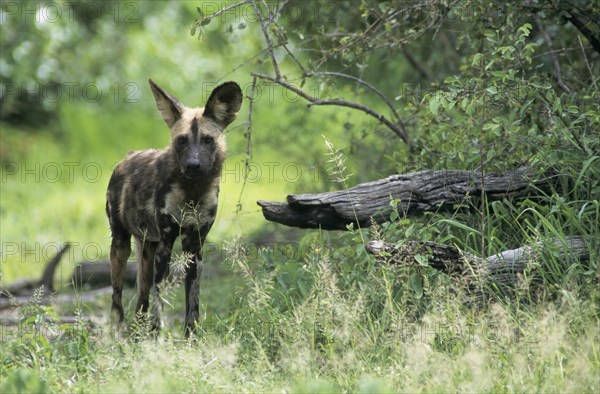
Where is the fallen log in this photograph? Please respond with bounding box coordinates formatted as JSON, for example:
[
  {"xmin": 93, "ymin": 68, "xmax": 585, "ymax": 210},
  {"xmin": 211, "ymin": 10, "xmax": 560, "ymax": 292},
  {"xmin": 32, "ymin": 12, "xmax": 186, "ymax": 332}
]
[
  {"xmin": 72, "ymin": 261, "xmax": 137, "ymax": 289},
  {"xmin": 257, "ymin": 167, "xmax": 550, "ymax": 230},
  {"xmin": 1, "ymin": 243, "xmax": 70, "ymax": 297},
  {"xmin": 1, "ymin": 244, "xmax": 136, "ymax": 310},
  {"xmin": 0, "ymin": 315, "xmax": 97, "ymax": 325},
  {"xmin": 366, "ymin": 236, "xmax": 591, "ymax": 301},
  {"xmin": 0, "ymin": 287, "xmax": 113, "ymax": 310}
]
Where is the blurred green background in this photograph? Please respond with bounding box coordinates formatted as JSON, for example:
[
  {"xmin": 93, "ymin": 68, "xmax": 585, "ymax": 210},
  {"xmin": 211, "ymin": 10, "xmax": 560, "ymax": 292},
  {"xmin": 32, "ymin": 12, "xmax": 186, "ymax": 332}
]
[
  {"xmin": 0, "ymin": 1, "xmax": 397, "ymax": 283},
  {"xmin": 1, "ymin": 0, "xmax": 598, "ymax": 285}
]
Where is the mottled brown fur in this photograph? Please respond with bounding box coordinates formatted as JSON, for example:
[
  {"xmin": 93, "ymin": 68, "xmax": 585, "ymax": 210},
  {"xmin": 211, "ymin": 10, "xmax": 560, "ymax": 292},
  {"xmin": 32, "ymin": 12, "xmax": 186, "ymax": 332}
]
[{"xmin": 106, "ymin": 79, "xmax": 242, "ymax": 336}]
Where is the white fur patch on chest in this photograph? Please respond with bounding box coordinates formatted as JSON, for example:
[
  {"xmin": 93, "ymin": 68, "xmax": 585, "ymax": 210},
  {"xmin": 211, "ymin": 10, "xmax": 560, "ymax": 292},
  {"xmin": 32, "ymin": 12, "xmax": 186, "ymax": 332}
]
[{"xmin": 160, "ymin": 184, "xmax": 217, "ymax": 228}]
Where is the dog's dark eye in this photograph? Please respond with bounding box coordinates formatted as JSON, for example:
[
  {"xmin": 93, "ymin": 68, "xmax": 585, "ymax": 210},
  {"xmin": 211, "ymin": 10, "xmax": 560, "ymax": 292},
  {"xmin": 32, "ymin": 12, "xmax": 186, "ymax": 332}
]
[
  {"xmin": 201, "ymin": 135, "xmax": 214, "ymax": 144},
  {"xmin": 176, "ymin": 136, "xmax": 188, "ymax": 146}
]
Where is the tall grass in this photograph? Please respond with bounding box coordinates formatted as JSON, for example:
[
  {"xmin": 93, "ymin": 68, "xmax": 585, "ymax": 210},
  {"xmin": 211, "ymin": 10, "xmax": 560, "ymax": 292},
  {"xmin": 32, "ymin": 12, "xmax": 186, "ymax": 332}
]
[{"xmin": 1, "ymin": 226, "xmax": 598, "ymax": 392}]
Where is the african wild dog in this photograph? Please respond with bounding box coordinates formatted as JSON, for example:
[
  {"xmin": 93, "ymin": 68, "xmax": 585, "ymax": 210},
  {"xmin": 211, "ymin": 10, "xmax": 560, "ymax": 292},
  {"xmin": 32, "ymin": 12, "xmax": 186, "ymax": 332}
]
[{"xmin": 106, "ymin": 79, "xmax": 242, "ymax": 336}]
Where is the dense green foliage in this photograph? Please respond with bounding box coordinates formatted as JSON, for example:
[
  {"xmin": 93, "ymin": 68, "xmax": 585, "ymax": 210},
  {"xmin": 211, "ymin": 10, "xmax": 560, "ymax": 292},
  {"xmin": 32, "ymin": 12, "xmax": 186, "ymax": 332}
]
[{"xmin": 1, "ymin": 0, "xmax": 598, "ymax": 392}]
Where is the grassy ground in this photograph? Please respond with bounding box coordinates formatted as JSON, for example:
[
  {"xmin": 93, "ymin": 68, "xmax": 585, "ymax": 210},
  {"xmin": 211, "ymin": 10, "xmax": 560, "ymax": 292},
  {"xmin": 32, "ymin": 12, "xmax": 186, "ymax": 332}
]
[{"xmin": 1, "ymin": 237, "xmax": 598, "ymax": 393}]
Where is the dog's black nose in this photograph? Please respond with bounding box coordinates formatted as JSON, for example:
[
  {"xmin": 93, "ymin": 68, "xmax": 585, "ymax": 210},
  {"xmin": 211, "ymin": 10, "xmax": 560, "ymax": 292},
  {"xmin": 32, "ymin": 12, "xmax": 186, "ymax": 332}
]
[{"xmin": 186, "ymin": 160, "xmax": 201, "ymax": 170}]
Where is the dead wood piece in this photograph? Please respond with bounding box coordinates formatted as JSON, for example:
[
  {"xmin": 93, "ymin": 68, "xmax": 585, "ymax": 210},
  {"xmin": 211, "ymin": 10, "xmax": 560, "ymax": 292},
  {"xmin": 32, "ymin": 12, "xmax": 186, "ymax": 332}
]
[
  {"xmin": 0, "ymin": 286, "xmax": 112, "ymax": 310},
  {"xmin": 1, "ymin": 243, "xmax": 70, "ymax": 297},
  {"xmin": 258, "ymin": 167, "xmax": 550, "ymax": 230},
  {"xmin": 71, "ymin": 261, "xmax": 137, "ymax": 289},
  {"xmin": 366, "ymin": 240, "xmax": 484, "ymax": 275},
  {"xmin": 366, "ymin": 236, "xmax": 590, "ymax": 301},
  {"xmin": 0, "ymin": 315, "xmax": 97, "ymax": 326}
]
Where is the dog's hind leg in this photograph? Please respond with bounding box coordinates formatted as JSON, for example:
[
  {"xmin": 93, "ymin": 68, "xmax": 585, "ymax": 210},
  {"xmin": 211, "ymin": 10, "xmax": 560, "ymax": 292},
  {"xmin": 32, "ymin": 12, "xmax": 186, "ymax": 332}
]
[{"xmin": 109, "ymin": 228, "xmax": 131, "ymax": 327}]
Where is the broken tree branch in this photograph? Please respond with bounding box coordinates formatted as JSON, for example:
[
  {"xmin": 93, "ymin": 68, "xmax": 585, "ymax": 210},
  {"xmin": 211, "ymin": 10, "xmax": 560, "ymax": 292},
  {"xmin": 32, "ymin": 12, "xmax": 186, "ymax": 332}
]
[
  {"xmin": 366, "ymin": 236, "xmax": 591, "ymax": 302},
  {"xmin": 0, "ymin": 287, "xmax": 113, "ymax": 310},
  {"xmin": 71, "ymin": 261, "xmax": 137, "ymax": 289},
  {"xmin": 257, "ymin": 167, "xmax": 550, "ymax": 230},
  {"xmin": 1, "ymin": 243, "xmax": 70, "ymax": 297}
]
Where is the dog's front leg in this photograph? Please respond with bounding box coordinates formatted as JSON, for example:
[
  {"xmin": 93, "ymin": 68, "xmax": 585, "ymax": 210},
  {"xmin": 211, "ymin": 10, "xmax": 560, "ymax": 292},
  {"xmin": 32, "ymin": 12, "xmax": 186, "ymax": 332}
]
[
  {"xmin": 151, "ymin": 232, "xmax": 176, "ymax": 332},
  {"xmin": 181, "ymin": 229, "xmax": 204, "ymax": 338}
]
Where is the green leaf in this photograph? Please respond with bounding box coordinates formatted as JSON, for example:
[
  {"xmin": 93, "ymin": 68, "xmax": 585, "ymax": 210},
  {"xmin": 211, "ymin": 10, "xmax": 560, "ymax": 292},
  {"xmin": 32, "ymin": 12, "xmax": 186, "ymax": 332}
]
[
  {"xmin": 552, "ymin": 97, "xmax": 562, "ymax": 114},
  {"xmin": 517, "ymin": 23, "xmax": 532, "ymax": 38},
  {"xmin": 414, "ymin": 254, "xmax": 428, "ymax": 266},
  {"xmin": 409, "ymin": 271, "xmax": 423, "ymax": 299},
  {"xmin": 429, "ymin": 98, "xmax": 440, "ymax": 116},
  {"xmin": 483, "ymin": 122, "xmax": 500, "ymax": 131},
  {"xmin": 385, "ymin": 20, "xmax": 392, "ymax": 33},
  {"xmin": 460, "ymin": 98, "xmax": 469, "ymax": 110},
  {"xmin": 438, "ymin": 219, "xmax": 482, "ymax": 235},
  {"xmin": 442, "ymin": 97, "xmax": 456, "ymax": 111}
]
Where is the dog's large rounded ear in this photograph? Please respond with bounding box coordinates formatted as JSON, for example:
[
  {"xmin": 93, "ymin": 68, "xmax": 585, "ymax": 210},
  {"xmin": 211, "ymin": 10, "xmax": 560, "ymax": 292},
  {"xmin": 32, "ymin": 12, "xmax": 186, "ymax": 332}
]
[
  {"xmin": 203, "ymin": 82, "xmax": 243, "ymax": 128},
  {"xmin": 149, "ymin": 79, "xmax": 185, "ymax": 127}
]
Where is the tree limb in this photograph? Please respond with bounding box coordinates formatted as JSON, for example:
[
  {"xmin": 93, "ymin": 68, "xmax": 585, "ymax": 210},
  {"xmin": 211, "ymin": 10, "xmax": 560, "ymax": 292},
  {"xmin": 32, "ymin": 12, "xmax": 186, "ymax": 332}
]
[
  {"xmin": 249, "ymin": 0, "xmax": 281, "ymax": 79},
  {"xmin": 304, "ymin": 71, "xmax": 405, "ymax": 126},
  {"xmin": 1, "ymin": 243, "xmax": 70, "ymax": 297},
  {"xmin": 251, "ymin": 72, "xmax": 410, "ymax": 144},
  {"xmin": 566, "ymin": 11, "xmax": 600, "ymax": 55},
  {"xmin": 257, "ymin": 167, "xmax": 551, "ymax": 230},
  {"xmin": 534, "ymin": 15, "xmax": 571, "ymax": 94},
  {"xmin": 366, "ymin": 236, "xmax": 591, "ymax": 302}
]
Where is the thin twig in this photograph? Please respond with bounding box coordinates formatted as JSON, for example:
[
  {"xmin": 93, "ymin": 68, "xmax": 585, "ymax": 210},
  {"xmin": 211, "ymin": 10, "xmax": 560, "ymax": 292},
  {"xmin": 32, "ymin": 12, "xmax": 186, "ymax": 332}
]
[
  {"xmin": 282, "ymin": 43, "xmax": 307, "ymax": 73},
  {"xmin": 534, "ymin": 15, "xmax": 571, "ymax": 94},
  {"xmin": 252, "ymin": 72, "xmax": 410, "ymax": 145},
  {"xmin": 201, "ymin": 0, "xmax": 247, "ymax": 23},
  {"xmin": 217, "ymin": 47, "xmax": 273, "ymax": 83},
  {"xmin": 249, "ymin": 0, "xmax": 281, "ymax": 79},
  {"xmin": 266, "ymin": 0, "xmax": 290, "ymax": 26},
  {"xmin": 260, "ymin": 0, "xmax": 273, "ymax": 21},
  {"xmin": 236, "ymin": 77, "xmax": 257, "ymax": 213},
  {"xmin": 401, "ymin": 48, "xmax": 431, "ymax": 80},
  {"xmin": 305, "ymin": 71, "xmax": 404, "ymax": 126},
  {"xmin": 577, "ymin": 35, "xmax": 599, "ymax": 92},
  {"xmin": 538, "ymin": 92, "xmax": 589, "ymax": 155}
]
